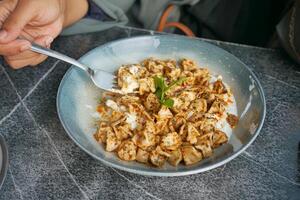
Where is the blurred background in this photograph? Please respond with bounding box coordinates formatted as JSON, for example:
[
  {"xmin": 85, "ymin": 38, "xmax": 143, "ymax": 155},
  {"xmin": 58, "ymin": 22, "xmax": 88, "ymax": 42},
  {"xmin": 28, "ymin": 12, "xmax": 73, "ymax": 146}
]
[
  {"xmin": 126, "ymin": 0, "xmax": 290, "ymax": 47},
  {"xmin": 119, "ymin": 0, "xmax": 299, "ymax": 64}
]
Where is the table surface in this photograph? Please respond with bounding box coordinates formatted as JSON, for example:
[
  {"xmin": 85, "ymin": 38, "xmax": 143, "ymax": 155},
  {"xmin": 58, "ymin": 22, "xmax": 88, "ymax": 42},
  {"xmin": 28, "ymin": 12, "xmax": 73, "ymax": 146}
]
[{"xmin": 0, "ymin": 26, "xmax": 299, "ymax": 200}]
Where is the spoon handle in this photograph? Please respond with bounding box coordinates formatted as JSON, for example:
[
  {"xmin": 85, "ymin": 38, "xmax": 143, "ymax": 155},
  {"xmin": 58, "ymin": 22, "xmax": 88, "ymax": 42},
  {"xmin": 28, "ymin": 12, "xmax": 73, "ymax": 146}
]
[{"xmin": 30, "ymin": 42, "xmax": 93, "ymax": 74}]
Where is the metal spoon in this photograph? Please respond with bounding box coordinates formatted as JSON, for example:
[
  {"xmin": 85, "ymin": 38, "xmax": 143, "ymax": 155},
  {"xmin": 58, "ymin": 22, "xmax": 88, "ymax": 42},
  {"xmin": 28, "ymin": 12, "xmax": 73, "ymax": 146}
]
[{"xmin": 29, "ymin": 42, "xmax": 117, "ymax": 91}]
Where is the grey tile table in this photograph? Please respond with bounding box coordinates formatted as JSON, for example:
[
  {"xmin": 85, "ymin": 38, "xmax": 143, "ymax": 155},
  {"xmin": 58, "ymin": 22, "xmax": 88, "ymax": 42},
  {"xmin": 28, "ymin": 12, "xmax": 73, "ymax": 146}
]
[{"xmin": 0, "ymin": 26, "xmax": 299, "ymax": 200}]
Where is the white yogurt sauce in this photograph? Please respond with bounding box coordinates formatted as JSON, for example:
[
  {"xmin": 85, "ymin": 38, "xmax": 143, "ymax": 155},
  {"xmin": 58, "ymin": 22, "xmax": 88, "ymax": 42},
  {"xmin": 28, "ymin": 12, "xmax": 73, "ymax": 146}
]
[
  {"xmin": 210, "ymin": 74, "xmax": 223, "ymax": 83},
  {"xmin": 105, "ymin": 99, "xmax": 120, "ymax": 111},
  {"xmin": 158, "ymin": 107, "xmax": 173, "ymax": 118},
  {"xmin": 122, "ymin": 76, "xmax": 139, "ymax": 93},
  {"xmin": 187, "ymin": 111, "xmax": 194, "ymax": 119},
  {"xmin": 125, "ymin": 112, "xmax": 137, "ymax": 130},
  {"xmin": 129, "ymin": 65, "xmax": 139, "ymax": 74}
]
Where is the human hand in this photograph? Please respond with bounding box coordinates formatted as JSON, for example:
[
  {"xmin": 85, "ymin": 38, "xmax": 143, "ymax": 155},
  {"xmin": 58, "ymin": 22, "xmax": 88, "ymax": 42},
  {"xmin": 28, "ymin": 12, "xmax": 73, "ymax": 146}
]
[{"xmin": 0, "ymin": 0, "xmax": 88, "ymax": 69}]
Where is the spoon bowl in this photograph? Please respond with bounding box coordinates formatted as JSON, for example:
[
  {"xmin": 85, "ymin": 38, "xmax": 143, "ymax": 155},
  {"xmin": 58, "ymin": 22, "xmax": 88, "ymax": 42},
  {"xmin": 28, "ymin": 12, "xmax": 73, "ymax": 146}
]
[{"xmin": 29, "ymin": 41, "xmax": 117, "ymax": 91}]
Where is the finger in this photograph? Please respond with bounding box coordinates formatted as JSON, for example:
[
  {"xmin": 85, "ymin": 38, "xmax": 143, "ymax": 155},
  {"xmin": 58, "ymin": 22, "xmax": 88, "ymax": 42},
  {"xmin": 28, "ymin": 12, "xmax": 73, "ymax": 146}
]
[
  {"xmin": 0, "ymin": 0, "xmax": 37, "ymax": 43},
  {"xmin": 4, "ymin": 35, "xmax": 52, "ymax": 69},
  {"xmin": 34, "ymin": 35, "xmax": 54, "ymax": 47},
  {"xmin": 0, "ymin": 0, "xmax": 18, "ymax": 28},
  {"xmin": 0, "ymin": 39, "xmax": 31, "ymax": 56},
  {"xmin": 29, "ymin": 53, "xmax": 48, "ymax": 66},
  {"xmin": 0, "ymin": 34, "xmax": 52, "ymax": 57},
  {"xmin": 4, "ymin": 35, "xmax": 53, "ymax": 60},
  {"xmin": 5, "ymin": 50, "xmax": 46, "ymax": 62},
  {"xmin": 4, "ymin": 54, "xmax": 47, "ymax": 69}
]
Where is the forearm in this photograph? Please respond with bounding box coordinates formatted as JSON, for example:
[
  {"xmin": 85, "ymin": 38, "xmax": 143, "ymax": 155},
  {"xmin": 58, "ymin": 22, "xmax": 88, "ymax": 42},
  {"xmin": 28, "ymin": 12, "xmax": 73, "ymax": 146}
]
[{"xmin": 63, "ymin": 0, "xmax": 89, "ymax": 28}]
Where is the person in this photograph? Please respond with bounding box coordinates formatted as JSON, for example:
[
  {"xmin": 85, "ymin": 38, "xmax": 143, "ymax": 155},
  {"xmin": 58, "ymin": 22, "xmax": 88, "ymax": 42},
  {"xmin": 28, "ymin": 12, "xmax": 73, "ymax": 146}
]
[
  {"xmin": 0, "ymin": 0, "xmax": 90, "ymax": 69},
  {"xmin": 1, "ymin": 0, "xmax": 299, "ymax": 69},
  {"xmin": 0, "ymin": 0, "xmax": 193, "ymax": 69}
]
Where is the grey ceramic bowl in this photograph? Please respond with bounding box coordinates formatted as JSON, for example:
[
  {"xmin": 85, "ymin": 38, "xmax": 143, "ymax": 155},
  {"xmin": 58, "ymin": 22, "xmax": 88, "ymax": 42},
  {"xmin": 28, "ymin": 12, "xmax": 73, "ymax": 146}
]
[{"xmin": 57, "ymin": 35, "xmax": 266, "ymax": 176}]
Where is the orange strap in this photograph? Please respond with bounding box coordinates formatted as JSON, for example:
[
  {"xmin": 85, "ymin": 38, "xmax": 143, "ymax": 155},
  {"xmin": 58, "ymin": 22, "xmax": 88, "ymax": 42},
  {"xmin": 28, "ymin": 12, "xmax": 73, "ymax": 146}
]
[
  {"xmin": 158, "ymin": 5, "xmax": 175, "ymax": 32},
  {"xmin": 157, "ymin": 5, "xmax": 195, "ymax": 37}
]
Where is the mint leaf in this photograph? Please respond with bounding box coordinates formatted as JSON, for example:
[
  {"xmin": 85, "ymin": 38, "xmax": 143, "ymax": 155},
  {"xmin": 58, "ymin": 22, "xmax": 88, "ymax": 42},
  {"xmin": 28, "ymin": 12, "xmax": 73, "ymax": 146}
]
[
  {"xmin": 154, "ymin": 76, "xmax": 167, "ymax": 101},
  {"xmin": 154, "ymin": 76, "xmax": 165, "ymax": 90},
  {"xmin": 166, "ymin": 77, "xmax": 186, "ymax": 90},
  {"xmin": 153, "ymin": 76, "xmax": 184, "ymax": 108},
  {"xmin": 155, "ymin": 88, "xmax": 163, "ymax": 100},
  {"xmin": 163, "ymin": 98, "xmax": 174, "ymax": 108}
]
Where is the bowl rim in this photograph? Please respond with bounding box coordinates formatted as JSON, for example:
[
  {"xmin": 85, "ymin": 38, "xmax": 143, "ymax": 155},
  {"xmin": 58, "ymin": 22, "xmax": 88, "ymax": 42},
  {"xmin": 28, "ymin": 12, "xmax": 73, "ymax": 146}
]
[
  {"xmin": 0, "ymin": 134, "xmax": 9, "ymax": 188},
  {"xmin": 56, "ymin": 35, "xmax": 266, "ymax": 176}
]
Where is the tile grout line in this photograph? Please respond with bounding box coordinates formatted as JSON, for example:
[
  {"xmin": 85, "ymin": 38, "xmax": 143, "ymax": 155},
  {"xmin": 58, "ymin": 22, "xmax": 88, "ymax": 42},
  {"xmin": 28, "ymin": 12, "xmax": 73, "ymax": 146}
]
[
  {"xmin": 242, "ymin": 151, "xmax": 254, "ymax": 158},
  {"xmin": 2, "ymin": 38, "xmax": 295, "ymax": 196},
  {"xmin": 9, "ymin": 168, "xmax": 24, "ymax": 200},
  {"xmin": 0, "ymin": 60, "xmax": 59, "ymax": 126},
  {"xmin": 0, "ymin": 102, "xmax": 21, "ymax": 126},
  {"xmin": 0, "ymin": 65, "xmax": 22, "ymax": 126},
  {"xmin": 1, "ymin": 63, "xmax": 90, "ymax": 200},
  {"xmin": 265, "ymin": 74, "xmax": 299, "ymax": 90},
  {"xmin": 22, "ymin": 60, "xmax": 60, "ymax": 101},
  {"xmin": 7, "ymin": 54, "xmax": 162, "ymax": 199},
  {"xmin": 3, "ymin": 60, "xmax": 159, "ymax": 200},
  {"xmin": 111, "ymin": 168, "xmax": 162, "ymax": 200},
  {"xmin": 219, "ymin": 164, "xmax": 227, "ymax": 173},
  {"xmin": 269, "ymin": 103, "xmax": 281, "ymax": 114},
  {"xmin": 241, "ymin": 154, "xmax": 300, "ymax": 186},
  {"xmin": 25, "ymin": 109, "xmax": 90, "ymax": 200}
]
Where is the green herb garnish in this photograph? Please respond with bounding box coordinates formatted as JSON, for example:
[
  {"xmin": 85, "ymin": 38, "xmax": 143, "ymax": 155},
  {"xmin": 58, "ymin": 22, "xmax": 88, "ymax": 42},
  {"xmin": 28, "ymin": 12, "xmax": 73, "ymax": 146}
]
[
  {"xmin": 163, "ymin": 98, "xmax": 174, "ymax": 108},
  {"xmin": 153, "ymin": 76, "xmax": 186, "ymax": 108}
]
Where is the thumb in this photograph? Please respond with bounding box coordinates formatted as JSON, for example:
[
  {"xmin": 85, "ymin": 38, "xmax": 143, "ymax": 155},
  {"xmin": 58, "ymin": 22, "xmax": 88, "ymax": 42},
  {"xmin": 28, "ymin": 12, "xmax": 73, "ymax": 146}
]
[
  {"xmin": 33, "ymin": 35, "xmax": 54, "ymax": 48},
  {"xmin": 0, "ymin": 1, "xmax": 36, "ymax": 43}
]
